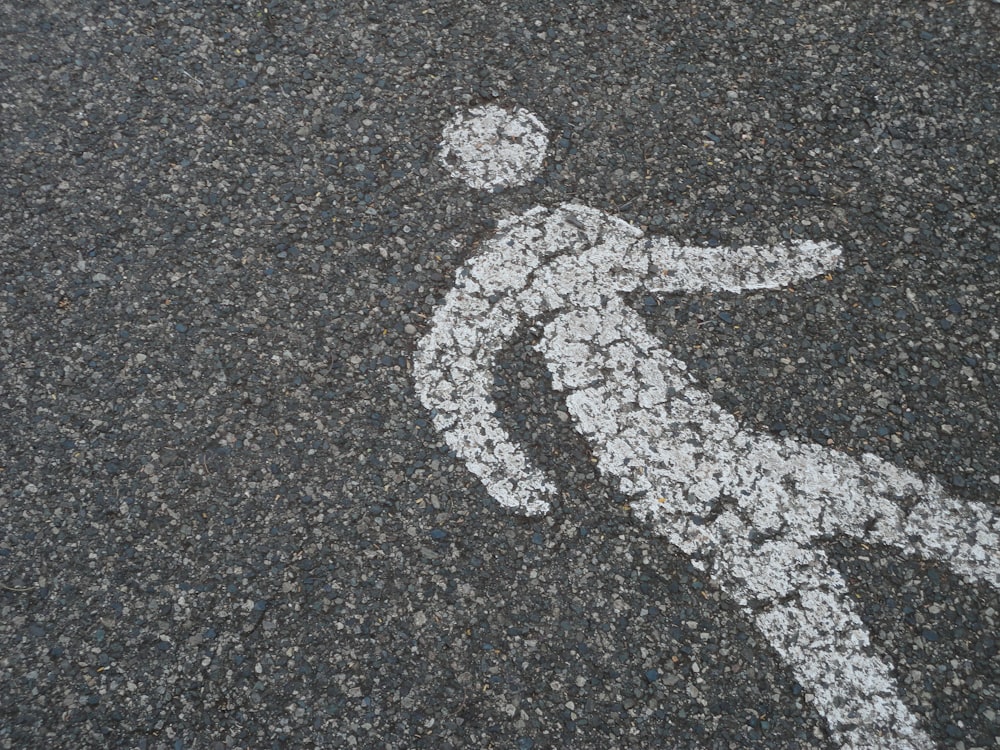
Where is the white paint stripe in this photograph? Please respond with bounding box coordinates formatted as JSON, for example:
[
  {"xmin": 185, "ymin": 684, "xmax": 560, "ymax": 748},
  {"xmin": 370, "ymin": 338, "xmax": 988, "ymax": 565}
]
[{"xmin": 415, "ymin": 203, "xmax": 998, "ymax": 749}]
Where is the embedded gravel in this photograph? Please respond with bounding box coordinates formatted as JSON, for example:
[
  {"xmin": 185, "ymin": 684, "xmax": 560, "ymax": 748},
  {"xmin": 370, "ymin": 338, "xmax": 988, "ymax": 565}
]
[{"xmin": 1, "ymin": 1, "xmax": 998, "ymax": 748}]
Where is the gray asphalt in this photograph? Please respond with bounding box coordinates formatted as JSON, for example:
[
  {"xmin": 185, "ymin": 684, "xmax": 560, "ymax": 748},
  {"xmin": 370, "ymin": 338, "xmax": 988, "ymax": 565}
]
[{"xmin": 1, "ymin": 1, "xmax": 998, "ymax": 748}]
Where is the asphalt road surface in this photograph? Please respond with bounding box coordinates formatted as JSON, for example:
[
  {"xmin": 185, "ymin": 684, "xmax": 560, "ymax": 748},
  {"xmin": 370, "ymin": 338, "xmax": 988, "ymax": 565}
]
[{"xmin": 2, "ymin": 2, "xmax": 998, "ymax": 748}]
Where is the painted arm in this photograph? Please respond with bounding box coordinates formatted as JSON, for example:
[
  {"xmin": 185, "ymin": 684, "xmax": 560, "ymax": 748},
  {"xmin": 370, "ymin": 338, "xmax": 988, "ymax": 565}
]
[
  {"xmin": 412, "ymin": 208, "xmax": 559, "ymax": 515},
  {"xmin": 644, "ymin": 236, "xmax": 842, "ymax": 294}
]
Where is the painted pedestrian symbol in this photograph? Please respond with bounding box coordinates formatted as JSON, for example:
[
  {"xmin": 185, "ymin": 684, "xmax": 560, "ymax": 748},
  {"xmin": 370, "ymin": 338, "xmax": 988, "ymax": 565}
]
[{"xmin": 414, "ymin": 106, "xmax": 1000, "ymax": 750}]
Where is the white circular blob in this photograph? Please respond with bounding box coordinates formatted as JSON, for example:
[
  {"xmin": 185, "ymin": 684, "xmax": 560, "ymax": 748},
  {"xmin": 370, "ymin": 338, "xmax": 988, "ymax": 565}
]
[{"xmin": 439, "ymin": 105, "xmax": 549, "ymax": 190}]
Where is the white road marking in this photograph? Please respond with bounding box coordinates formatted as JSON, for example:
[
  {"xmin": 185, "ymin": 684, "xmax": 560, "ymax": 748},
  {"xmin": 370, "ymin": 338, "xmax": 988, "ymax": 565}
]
[
  {"xmin": 415, "ymin": 110, "xmax": 1000, "ymax": 749},
  {"xmin": 438, "ymin": 106, "xmax": 549, "ymax": 190}
]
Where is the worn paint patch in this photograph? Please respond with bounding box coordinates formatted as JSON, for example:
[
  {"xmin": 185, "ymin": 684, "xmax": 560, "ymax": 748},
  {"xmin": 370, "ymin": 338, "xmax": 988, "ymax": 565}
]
[
  {"xmin": 414, "ymin": 202, "xmax": 999, "ymax": 750},
  {"xmin": 438, "ymin": 106, "xmax": 549, "ymax": 190}
]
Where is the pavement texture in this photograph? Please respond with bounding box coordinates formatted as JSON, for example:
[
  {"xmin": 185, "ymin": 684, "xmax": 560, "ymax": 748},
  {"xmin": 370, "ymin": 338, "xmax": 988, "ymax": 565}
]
[{"xmin": 1, "ymin": 1, "xmax": 998, "ymax": 748}]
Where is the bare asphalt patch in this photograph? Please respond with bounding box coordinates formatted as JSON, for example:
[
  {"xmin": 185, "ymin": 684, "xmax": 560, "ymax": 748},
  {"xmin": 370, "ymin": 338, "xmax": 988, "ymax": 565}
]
[{"xmin": 1, "ymin": 2, "xmax": 998, "ymax": 748}]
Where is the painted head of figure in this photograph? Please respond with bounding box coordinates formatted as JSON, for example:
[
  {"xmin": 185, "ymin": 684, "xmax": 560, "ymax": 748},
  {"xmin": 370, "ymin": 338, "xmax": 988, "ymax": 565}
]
[{"xmin": 439, "ymin": 105, "xmax": 549, "ymax": 191}]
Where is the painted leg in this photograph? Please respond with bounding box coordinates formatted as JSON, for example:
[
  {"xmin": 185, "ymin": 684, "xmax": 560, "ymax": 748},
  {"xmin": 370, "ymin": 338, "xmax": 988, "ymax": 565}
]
[
  {"xmin": 741, "ymin": 437, "xmax": 1000, "ymax": 590},
  {"xmin": 852, "ymin": 452, "xmax": 999, "ymax": 589},
  {"xmin": 705, "ymin": 525, "xmax": 936, "ymax": 750}
]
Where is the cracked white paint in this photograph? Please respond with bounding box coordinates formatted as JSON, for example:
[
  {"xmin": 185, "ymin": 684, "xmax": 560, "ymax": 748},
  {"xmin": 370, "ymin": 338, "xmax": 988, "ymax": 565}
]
[
  {"xmin": 414, "ymin": 114, "xmax": 1000, "ymax": 750},
  {"xmin": 439, "ymin": 106, "xmax": 549, "ymax": 190}
]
